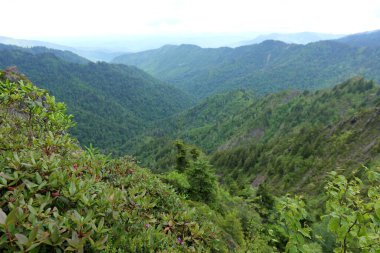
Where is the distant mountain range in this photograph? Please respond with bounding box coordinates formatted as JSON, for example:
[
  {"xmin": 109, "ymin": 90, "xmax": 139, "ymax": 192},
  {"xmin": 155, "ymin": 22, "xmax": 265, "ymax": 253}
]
[
  {"xmin": 113, "ymin": 29, "xmax": 380, "ymax": 99},
  {"xmin": 0, "ymin": 32, "xmax": 345, "ymax": 61},
  {"xmin": 0, "ymin": 36, "xmax": 125, "ymax": 62},
  {"xmin": 234, "ymin": 32, "xmax": 344, "ymax": 46}
]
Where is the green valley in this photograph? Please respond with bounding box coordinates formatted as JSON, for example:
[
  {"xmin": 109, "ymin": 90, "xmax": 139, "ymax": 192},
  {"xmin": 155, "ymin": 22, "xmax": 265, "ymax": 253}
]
[{"xmin": 0, "ymin": 44, "xmax": 194, "ymax": 155}]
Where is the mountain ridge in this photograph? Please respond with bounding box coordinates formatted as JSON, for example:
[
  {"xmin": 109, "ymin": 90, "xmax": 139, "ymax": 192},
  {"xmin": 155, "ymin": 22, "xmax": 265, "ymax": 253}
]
[
  {"xmin": 236, "ymin": 32, "xmax": 344, "ymax": 46},
  {"xmin": 113, "ymin": 30, "xmax": 380, "ymax": 99}
]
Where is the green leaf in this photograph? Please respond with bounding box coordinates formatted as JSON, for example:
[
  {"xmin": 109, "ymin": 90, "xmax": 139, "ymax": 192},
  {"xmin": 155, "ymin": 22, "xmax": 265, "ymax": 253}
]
[
  {"xmin": 367, "ymin": 170, "xmax": 380, "ymax": 183},
  {"xmin": 98, "ymin": 217, "xmax": 104, "ymax": 231},
  {"xmin": 0, "ymin": 208, "xmax": 6, "ymax": 225},
  {"xmin": 15, "ymin": 233, "xmax": 29, "ymax": 245},
  {"xmin": 28, "ymin": 225, "xmax": 39, "ymax": 242},
  {"xmin": 13, "ymin": 152, "xmax": 20, "ymax": 164},
  {"xmin": 287, "ymin": 244, "xmax": 298, "ymax": 253},
  {"xmin": 35, "ymin": 172, "xmax": 43, "ymax": 184},
  {"xmin": 67, "ymin": 231, "xmax": 82, "ymax": 249},
  {"xmin": 5, "ymin": 208, "xmax": 19, "ymax": 226},
  {"xmin": 23, "ymin": 179, "xmax": 38, "ymax": 191},
  {"xmin": 69, "ymin": 181, "xmax": 76, "ymax": 196},
  {"xmin": 0, "ymin": 177, "xmax": 7, "ymax": 186},
  {"xmin": 94, "ymin": 235, "xmax": 108, "ymax": 249},
  {"xmin": 298, "ymin": 227, "xmax": 311, "ymax": 239},
  {"xmin": 26, "ymin": 242, "xmax": 42, "ymax": 251},
  {"xmin": 375, "ymin": 201, "xmax": 380, "ymax": 219},
  {"xmin": 328, "ymin": 217, "xmax": 340, "ymax": 232}
]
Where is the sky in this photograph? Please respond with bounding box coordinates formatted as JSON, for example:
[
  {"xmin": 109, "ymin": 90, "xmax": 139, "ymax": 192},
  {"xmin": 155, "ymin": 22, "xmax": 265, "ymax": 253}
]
[{"xmin": 2, "ymin": 0, "xmax": 380, "ymax": 40}]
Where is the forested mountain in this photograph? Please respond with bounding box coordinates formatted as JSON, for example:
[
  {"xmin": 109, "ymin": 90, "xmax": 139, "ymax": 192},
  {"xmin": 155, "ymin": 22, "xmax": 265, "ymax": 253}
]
[
  {"xmin": 211, "ymin": 78, "xmax": 380, "ymax": 194},
  {"xmin": 113, "ymin": 30, "xmax": 380, "ymax": 99},
  {"xmin": 0, "ymin": 43, "xmax": 89, "ymax": 64},
  {"xmin": 337, "ymin": 29, "xmax": 380, "ymax": 48},
  {"xmin": 129, "ymin": 77, "xmax": 380, "ymax": 196},
  {"xmin": 0, "ymin": 44, "xmax": 193, "ymax": 154}
]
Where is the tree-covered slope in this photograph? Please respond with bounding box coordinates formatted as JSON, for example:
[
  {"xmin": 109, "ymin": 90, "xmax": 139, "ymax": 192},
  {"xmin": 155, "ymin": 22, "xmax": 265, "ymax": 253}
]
[
  {"xmin": 127, "ymin": 90, "xmax": 256, "ymax": 169},
  {"xmin": 0, "ymin": 45, "xmax": 194, "ymax": 154},
  {"xmin": 211, "ymin": 78, "xmax": 380, "ymax": 194},
  {"xmin": 129, "ymin": 78, "xmax": 380, "ymax": 196},
  {"xmin": 113, "ymin": 34, "xmax": 380, "ymax": 99}
]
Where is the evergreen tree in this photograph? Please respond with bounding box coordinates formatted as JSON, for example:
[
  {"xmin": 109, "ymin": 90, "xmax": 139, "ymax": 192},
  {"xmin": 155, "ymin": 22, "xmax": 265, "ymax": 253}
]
[
  {"xmin": 186, "ymin": 159, "xmax": 217, "ymax": 203},
  {"xmin": 175, "ymin": 140, "xmax": 188, "ymax": 172}
]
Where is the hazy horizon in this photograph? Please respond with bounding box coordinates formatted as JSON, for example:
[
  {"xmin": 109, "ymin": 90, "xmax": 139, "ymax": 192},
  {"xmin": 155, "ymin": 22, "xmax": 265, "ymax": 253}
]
[
  {"xmin": 0, "ymin": 30, "xmax": 352, "ymax": 53},
  {"xmin": 2, "ymin": 0, "xmax": 380, "ymax": 38}
]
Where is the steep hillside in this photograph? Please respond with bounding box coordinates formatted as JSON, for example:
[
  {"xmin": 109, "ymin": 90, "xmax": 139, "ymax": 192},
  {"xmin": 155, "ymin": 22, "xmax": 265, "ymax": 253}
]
[
  {"xmin": 128, "ymin": 90, "xmax": 256, "ymax": 169},
  {"xmin": 0, "ymin": 45, "xmax": 193, "ymax": 154},
  {"xmin": 129, "ymin": 78, "xmax": 380, "ymax": 195},
  {"xmin": 211, "ymin": 78, "xmax": 380, "ymax": 194},
  {"xmin": 113, "ymin": 34, "xmax": 380, "ymax": 99}
]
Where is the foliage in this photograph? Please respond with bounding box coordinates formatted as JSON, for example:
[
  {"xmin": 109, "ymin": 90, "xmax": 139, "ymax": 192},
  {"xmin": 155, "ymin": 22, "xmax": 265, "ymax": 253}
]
[
  {"xmin": 175, "ymin": 140, "xmax": 189, "ymax": 172},
  {"xmin": 186, "ymin": 159, "xmax": 218, "ymax": 203},
  {"xmin": 163, "ymin": 141, "xmax": 218, "ymax": 203},
  {"xmin": 323, "ymin": 169, "xmax": 380, "ymax": 252},
  {"xmin": 159, "ymin": 141, "xmax": 271, "ymax": 251},
  {"xmin": 160, "ymin": 170, "xmax": 190, "ymax": 194},
  {"xmin": 245, "ymin": 168, "xmax": 380, "ymax": 252},
  {"xmin": 273, "ymin": 196, "xmax": 316, "ymax": 253}
]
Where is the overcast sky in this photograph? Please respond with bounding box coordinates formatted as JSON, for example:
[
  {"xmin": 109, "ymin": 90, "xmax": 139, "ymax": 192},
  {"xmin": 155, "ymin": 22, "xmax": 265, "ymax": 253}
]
[{"xmin": 2, "ymin": 0, "xmax": 380, "ymax": 39}]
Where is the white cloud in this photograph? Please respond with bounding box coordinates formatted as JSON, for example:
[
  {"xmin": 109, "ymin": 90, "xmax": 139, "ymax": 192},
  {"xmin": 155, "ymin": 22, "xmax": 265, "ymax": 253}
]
[{"xmin": 1, "ymin": 0, "xmax": 380, "ymax": 39}]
